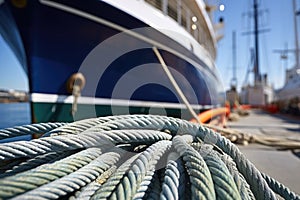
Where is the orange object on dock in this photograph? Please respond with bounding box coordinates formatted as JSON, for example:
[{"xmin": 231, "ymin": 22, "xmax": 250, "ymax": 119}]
[
  {"xmin": 190, "ymin": 107, "xmax": 230, "ymax": 123},
  {"xmin": 239, "ymin": 104, "xmax": 252, "ymax": 110}
]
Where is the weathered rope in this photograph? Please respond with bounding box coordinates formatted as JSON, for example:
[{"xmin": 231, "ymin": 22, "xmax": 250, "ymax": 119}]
[
  {"xmin": 219, "ymin": 154, "xmax": 255, "ymax": 200},
  {"xmin": 195, "ymin": 126, "xmax": 277, "ymax": 200},
  {"xmin": 0, "ymin": 148, "xmax": 103, "ymax": 199},
  {"xmin": 0, "ymin": 114, "xmax": 298, "ymax": 200},
  {"xmin": 262, "ymin": 173, "xmax": 300, "ymax": 200},
  {"xmin": 0, "ymin": 122, "xmax": 67, "ymax": 140},
  {"xmin": 91, "ymin": 140, "xmax": 171, "ymax": 199},
  {"xmin": 74, "ymin": 154, "xmax": 140, "ymax": 200},
  {"xmin": 160, "ymin": 152, "xmax": 186, "ymax": 200},
  {"xmin": 0, "ymin": 150, "xmax": 80, "ymax": 178},
  {"xmin": 173, "ymin": 135, "xmax": 216, "ymax": 200},
  {"xmin": 0, "ymin": 129, "xmax": 171, "ymax": 160},
  {"xmin": 12, "ymin": 151, "xmax": 121, "ymax": 200},
  {"xmin": 195, "ymin": 144, "xmax": 241, "ymax": 200}
]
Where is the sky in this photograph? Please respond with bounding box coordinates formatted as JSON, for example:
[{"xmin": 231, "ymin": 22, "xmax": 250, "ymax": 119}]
[
  {"xmin": 0, "ymin": 0, "xmax": 297, "ymax": 92},
  {"xmin": 0, "ymin": 35, "xmax": 28, "ymax": 91},
  {"xmin": 214, "ymin": 0, "xmax": 296, "ymax": 91}
]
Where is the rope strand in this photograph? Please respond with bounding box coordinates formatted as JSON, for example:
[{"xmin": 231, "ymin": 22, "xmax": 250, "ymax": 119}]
[{"xmin": 0, "ymin": 115, "xmax": 298, "ymax": 200}]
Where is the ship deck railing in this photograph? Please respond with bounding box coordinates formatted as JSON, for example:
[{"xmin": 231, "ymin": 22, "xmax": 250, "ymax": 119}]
[{"xmin": 144, "ymin": 0, "xmax": 216, "ymax": 59}]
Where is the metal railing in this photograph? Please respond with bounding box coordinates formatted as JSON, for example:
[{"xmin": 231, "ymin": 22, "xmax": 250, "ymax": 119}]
[{"xmin": 144, "ymin": 0, "xmax": 215, "ymax": 58}]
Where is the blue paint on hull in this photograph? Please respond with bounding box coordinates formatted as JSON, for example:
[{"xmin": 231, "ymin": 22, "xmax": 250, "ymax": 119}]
[{"xmin": 1, "ymin": 0, "xmax": 224, "ymax": 122}]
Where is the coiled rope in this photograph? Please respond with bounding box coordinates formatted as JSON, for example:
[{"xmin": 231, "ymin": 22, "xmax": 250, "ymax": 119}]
[
  {"xmin": 0, "ymin": 122, "xmax": 66, "ymax": 140},
  {"xmin": 0, "ymin": 115, "xmax": 299, "ymax": 200}
]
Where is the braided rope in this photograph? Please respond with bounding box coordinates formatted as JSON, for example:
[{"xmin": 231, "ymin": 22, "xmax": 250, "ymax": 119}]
[
  {"xmin": 44, "ymin": 118, "xmax": 105, "ymax": 137},
  {"xmin": 91, "ymin": 140, "xmax": 171, "ymax": 199},
  {"xmin": 197, "ymin": 126, "xmax": 278, "ymax": 200},
  {"xmin": 133, "ymin": 141, "xmax": 171, "ymax": 200},
  {"xmin": 75, "ymin": 154, "xmax": 140, "ymax": 199},
  {"xmin": 12, "ymin": 151, "xmax": 121, "ymax": 200},
  {"xmin": 142, "ymin": 170, "xmax": 163, "ymax": 200},
  {"xmin": 195, "ymin": 144, "xmax": 241, "ymax": 200},
  {"xmin": 0, "ymin": 150, "xmax": 79, "ymax": 178},
  {"xmin": 220, "ymin": 154, "xmax": 255, "ymax": 200},
  {"xmin": 47, "ymin": 115, "xmax": 156, "ymax": 137},
  {"xmin": 173, "ymin": 135, "xmax": 216, "ymax": 200},
  {"xmin": 160, "ymin": 152, "xmax": 186, "ymax": 200},
  {"xmin": 0, "ymin": 148, "xmax": 103, "ymax": 199},
  {"xmin": 0, "ymin": 122, "xmax": 67, "ymax": 140},
  {"xmin": 262, "ymin": 173, "xmax": 300, "ymax": 200},
  {"xmin": 0, "ymin": 130, "xmax": 171, "ymax": 160},
  {"xmin": 0, "ymin": 115, "xmax": 298, "ymax": 200}
]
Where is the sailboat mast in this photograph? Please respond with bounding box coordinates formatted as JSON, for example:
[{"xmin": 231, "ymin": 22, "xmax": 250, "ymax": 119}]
[
  {"xmin": 293, "ymin": 0, "xmax": 299, "ymax": 69},
  {"xmin": 231, "ymin": 31, "xmax": 237, "ymax": 88},
  {"xmin": 253, "ymin": 0, "xmax": 260, "ymax": 83}
]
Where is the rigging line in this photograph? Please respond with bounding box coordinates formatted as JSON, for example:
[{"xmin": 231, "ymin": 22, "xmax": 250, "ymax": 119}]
[
  {"xmin": 262, "ymin": 33, "xmax": 270, "ymax": 79},
  {"xmin": 242, "ymin": 1, "xmax": 252, "ymax": 86},
  {"xmin": 152, "ymin": 47, "xmax": 201, "ymax": 124}
]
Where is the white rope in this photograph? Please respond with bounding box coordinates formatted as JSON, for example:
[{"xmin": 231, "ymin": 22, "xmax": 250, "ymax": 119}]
[{"xmin": 153, "ymin": 46, "xmax": 201, "ymax": 124}]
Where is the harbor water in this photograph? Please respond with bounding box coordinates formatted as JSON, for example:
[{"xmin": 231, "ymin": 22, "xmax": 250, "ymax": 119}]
[
  {"xmin": 0, "ymin": 103, "xmax": 31, "ymax": 142},
  {"xmin": 0, "ymin": 102, "xmax": 30, "ymax": 129}
]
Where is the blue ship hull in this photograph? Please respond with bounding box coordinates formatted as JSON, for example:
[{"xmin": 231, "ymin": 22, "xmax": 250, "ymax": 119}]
[{"xmin": 1, "ymin": 0, "xmax": 224, "ymax": 122}]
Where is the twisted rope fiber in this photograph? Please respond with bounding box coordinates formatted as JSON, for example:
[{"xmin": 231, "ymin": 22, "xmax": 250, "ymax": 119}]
[
  {"xmin": 0, "ymin": 122, "xmax": 67, "ymax": 140},
  {"xmin": 0, "ymin": 129, "xmax": 171, "ymax": 160},
  {"xmin": 44, "ymin": 118, "xmax": 107, "ymax": 137},
  {"xmin": 12, "ymin": 151, "xmax": 121, "ymax": 200},
  {"xmin": 141, "ymin": 167, "xmax": 170, "ymax": 200},
  {"xmin": 173, "ymin": 135, "xmax": 216, "ymax": 200},
  {"xmin": 133, "ymin": 141, "xmax": 172, "ymax": 200},
  {"xmin": 0, "ymin": 150, "xmax": 80, "ymax": 178},
  {"xmin": 219, "ymin": 154, "xmax": 255, "ymax": 200},
  {"xmin": 45, "ymin": 115, "xmax": 167, "ymax": 137},
  {"xmin": 197, "ymin": 125, "xmax": 278, "ymax": 200},
  {"xmin": 47, "ymin": 115, "xmax": 191, "ymax": 138},
  {"xmin": 44, "ymin": 115, "xmax": 151, "ymax": 137},
  {"xmin": 91, "ymin": 140, "xmax": 172, "ymax": 200},
  {"xmin": 262, "ymin": 173, "xmax": 300, "ymax": 200},
  {"xmin": 73, "ymin": 154, "xmax": 140, "ymax": 200},
  {"xmin": 190, "ymin": 141, "xmax": 255, "ymax": 200},
  {"xmin": 0, "ymin": 148, "xmax": 103, "ymax": 199},
  {"xmin": 141, "ymin": 170, "xmax": 161, "ymax": 200},
  {"xmin": 91, "ymin": 115, "xmax": 298, "ymax": 199},
  {"xmin": 194, "ymin": 144, "xmax": 241, "ymax": 200},
  {"xmin": 160, "ymin": 152, "xmax": 186, "ymax": 200},
  {"xmin": 0, "ymin": 115, "xmax": 299, "ymax": 200}
]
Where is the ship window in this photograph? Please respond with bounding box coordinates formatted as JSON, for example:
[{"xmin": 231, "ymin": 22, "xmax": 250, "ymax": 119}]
[
  {"xmin": 168, "ymin": 7, "xmax": 177, "ymax": 21},
  {"xmin": 145, "ymin": 0, "xmax": 162, "ymax": 10},
  {"xmin": 144, "ymin": 0, "xmax": 216, "ymax": 59},
  {"xmin": 181, "ymin": 17, "xmax": 187, "ymax": 28},
  {"xmin": 180, "ymin": 6, "xmax": 188, "ymax": 28},
  {"xmin": 168, "ymin": 0, "xmax": 178, "ymax": 21}
]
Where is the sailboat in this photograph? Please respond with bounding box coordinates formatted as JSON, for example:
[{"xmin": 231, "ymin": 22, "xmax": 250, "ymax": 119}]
[{"xmin": 239, "ymin": 0, "xmax": 274, "ymax": 106}]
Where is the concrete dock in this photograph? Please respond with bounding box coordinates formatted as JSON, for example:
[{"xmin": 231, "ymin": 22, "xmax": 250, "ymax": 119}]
[{"xmin": 228, "ymin": 109, "xmax": 300, "ymax": 193}]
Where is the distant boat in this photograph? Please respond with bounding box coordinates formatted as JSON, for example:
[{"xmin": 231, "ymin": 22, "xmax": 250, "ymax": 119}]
[
  {"xmin": 275, "ymin": 0, "xmax": 300, "ymax": 116},
  {"xmin": 0, "ymin": 0, "xmax": 224, "ymax": 123},
  {"xmin": 239, "ymin": 0, "xmax": 274, "ymax": 106},
  {"xmin": 276, "ymin": 67, "xmax": 300, "ymax": 100}
]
